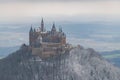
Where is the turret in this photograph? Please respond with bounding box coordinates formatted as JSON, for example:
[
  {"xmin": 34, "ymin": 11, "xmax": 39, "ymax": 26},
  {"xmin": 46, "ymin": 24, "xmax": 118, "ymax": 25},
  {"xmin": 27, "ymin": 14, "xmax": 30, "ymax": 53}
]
[
  {"xmin": 29, "ymin": 26, "xmax": 33, "ymax": 33},
  {"xmin": 51, "ymin": 23, "xmax": 56, "ymax": 32},
  {"xmin": 29, "ymin": 26, "xmax": 34, "ymax": 46},
  {"xmin": 61, "ymin": 33, "xmax": 66, "ymax": 45},
  {"xmin": 41, "ymin": 18, "xmax": 45, "ymax": 32}
]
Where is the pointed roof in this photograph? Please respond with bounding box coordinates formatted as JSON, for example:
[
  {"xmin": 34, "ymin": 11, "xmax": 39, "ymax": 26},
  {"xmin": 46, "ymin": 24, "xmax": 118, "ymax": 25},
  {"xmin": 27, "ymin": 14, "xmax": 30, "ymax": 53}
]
[
  {"xmin": 41, "ymin": 18, "xmax": 45, "ymax": 32},
  {"xmin": 30, "ymin": 25, "xmax": 33, "ymax": 33},
  {"xmin": 41, "ymin": 18, "xmax": 44, "ymax": 23},
  {"xmin": 51, "ymin": 23, "xmax": 56, "ymax": 32}
]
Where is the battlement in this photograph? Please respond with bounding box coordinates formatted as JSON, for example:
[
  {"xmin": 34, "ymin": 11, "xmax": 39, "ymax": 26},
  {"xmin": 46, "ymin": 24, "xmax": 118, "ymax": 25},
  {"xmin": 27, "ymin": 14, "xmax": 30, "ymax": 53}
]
[{"xmin": 29, "ymin": 19, "xmax": 67, "ymax": 58}]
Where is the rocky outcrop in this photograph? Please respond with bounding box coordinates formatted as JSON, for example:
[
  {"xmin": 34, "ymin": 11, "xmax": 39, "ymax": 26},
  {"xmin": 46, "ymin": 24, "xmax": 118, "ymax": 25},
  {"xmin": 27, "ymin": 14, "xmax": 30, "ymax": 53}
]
[{"xmin": 0, "ymin": 45, "xmax": 120, "ymax": 80}]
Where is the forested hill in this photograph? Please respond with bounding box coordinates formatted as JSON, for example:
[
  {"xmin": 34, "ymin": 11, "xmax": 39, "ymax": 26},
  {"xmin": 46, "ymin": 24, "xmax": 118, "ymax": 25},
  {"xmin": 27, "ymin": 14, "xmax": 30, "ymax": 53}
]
[{"xmin": 0, "ymin": 45, "xmax": 120, "ymax": 80}]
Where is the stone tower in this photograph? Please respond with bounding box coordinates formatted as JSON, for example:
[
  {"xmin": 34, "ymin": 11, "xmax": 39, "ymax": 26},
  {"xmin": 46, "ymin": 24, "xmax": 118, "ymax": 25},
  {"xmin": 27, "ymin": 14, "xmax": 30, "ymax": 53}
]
[
  {"xmin": 51, "ymin": 23, "xmax": 56, "ymax": 32},
  {"xmin": 61, "ymin": 33, "xmax": 66, "ymax": 45},
  {"xmin": 29, "ymin": 26, "xmax": 34, "ymax": 47},
  {"xmin": 41, "ymin": 18, "xmax": 45, "ymax": 32}
]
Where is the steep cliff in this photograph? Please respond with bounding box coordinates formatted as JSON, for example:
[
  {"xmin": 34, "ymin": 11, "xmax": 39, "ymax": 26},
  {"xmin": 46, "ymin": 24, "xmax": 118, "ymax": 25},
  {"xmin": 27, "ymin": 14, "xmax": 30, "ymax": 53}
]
[{"xmin": 0, "ymin": 45, "xmax": 120, "ymax": 80}]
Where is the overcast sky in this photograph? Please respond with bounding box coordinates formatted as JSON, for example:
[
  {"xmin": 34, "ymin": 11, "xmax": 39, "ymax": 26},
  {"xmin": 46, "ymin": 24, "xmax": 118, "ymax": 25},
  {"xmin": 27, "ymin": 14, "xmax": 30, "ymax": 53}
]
[
  {"xmin": 0, "ymin": 0, "xmax": 120, "ymax": 52},
  {"xmin": 0, "ymin": 0, "xmax": 120, "ymax": 22}
]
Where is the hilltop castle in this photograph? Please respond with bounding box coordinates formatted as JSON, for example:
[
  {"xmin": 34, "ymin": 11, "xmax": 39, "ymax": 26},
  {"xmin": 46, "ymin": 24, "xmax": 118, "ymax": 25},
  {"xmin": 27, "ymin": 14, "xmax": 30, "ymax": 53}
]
[{"xmin": 29, "ymin": 19, "xmax": 69, "ymax": 58}]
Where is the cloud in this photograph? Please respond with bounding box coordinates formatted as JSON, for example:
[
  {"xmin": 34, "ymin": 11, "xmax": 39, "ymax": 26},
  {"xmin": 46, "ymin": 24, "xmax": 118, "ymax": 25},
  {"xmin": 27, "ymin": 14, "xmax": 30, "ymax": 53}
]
[
  {"xmin": 0, "ymin": 0, "xmax": 120, "ymax": 3},
  {"xmin": 89, "ymin": 34, "xmax": 120, "ymax": 39},
  {"xmin": 0, "ymin": 32, "xmax": 28, "ymax": 47},
  {"xmin": 103, "ymin": 53, "xmax": 120, "ymax": 59},
  {"xmin": 1, "ymin": 32, "xmax": 120, "ymax": 52},
  {"xmin": 0, "ymin": 26, "xmax": 120, "ymax": 52},
  {"xmin": 67, "ymin": 37, "xmax": 120, "ymax": 52},
  {"xmin": 0, "ymin": 0, "xmax": 120, "ymax": 23}
]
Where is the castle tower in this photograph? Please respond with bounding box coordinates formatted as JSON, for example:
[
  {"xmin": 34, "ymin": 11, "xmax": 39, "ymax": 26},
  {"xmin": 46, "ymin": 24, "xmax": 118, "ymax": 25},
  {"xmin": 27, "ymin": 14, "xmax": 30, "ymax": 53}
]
[
  {"xmin": 51, "ymin": 23, "xmax": 56, "ymax": 32},
  {"xmin": 41, "ymin": 18, "xmax": 45, "ymax": 32},
  {"xmin": 29, "ymin": 26, "xmax": 34, "ymax": 47},
  {"xmin": 61, "ymin": 33, "xmax": 66, "ymax": 45}
]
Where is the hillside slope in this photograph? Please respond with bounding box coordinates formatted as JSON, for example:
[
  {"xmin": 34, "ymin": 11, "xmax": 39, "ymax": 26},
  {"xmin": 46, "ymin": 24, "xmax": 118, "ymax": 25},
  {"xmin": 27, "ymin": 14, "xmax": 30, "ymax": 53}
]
[{"xmin": 0, "ymin": 45, "xmax": 120, "ymax": 80}]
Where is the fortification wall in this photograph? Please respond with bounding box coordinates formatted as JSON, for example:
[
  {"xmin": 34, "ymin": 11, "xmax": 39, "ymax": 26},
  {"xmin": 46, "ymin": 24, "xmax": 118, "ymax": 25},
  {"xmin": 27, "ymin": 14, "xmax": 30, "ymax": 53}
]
[
  {"xmin": 32, "ymin": 47, "xmax": 57, "ymax": 58},
  {"xmin": 42, "ymin": 42, "xmax": 61, "ymax": 47},
  {"xmin": 32, "ymin": 48, "xmax": 43, "ymax": 56},
  {"xmin": 42, "ymin": 51, "xmax": 56, "ymax": 57}
]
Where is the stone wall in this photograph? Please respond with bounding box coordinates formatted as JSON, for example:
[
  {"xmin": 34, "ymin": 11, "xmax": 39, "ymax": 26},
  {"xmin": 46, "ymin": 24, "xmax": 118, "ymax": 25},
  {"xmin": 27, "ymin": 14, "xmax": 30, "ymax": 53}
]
[{"xmin": 32, "ymin": 48, "xmax": 43, "ymax": 57}]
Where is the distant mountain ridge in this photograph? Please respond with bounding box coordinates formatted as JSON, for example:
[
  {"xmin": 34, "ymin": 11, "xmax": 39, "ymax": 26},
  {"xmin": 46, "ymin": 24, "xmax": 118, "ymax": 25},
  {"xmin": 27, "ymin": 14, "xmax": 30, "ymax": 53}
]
[
  {"xmin": 101, "ymin": 50, "xmax": 120, "ymax": 67},
  {"xmin": 0, "ymin": 46, "xmax": 19, "ymax": 58},
  {"xmin": 101, "ymin": 50, "xmax": 120, "ymax": 55},
  {"xmin": 0, "ymin": 45, "xmax": 120, "ymax": 80}
]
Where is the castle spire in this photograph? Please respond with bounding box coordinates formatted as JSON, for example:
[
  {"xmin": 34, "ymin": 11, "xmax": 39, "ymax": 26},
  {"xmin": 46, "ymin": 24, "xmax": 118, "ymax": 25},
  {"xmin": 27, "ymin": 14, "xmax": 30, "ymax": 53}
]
[
  {"xmin": 51, "ymin": 23, "xmax": 56, "ymax": 32},
  {"xmin": 41, "ymin": 18, "xmax": 45, "ymax": 32},
  {"xmin": 29, "ymin": 25, "xmax": 34, "ymax": 46},
  {"xmin": 30, "ymin": 25, "xmax": 33, "ymax": 33}
]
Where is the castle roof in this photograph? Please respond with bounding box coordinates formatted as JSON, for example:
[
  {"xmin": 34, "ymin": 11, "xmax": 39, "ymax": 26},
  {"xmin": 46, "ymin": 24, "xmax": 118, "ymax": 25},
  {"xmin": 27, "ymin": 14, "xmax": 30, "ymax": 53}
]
[
  {"xmin": 30, "ymin": 26, "xmax": 33, "ymax": 33},
  {"xmin": 51, "ymin": 23, "xmax": 56, "ymax": 32}
]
